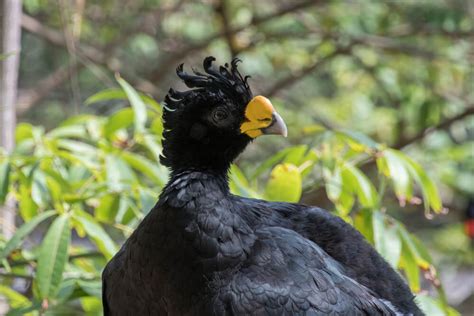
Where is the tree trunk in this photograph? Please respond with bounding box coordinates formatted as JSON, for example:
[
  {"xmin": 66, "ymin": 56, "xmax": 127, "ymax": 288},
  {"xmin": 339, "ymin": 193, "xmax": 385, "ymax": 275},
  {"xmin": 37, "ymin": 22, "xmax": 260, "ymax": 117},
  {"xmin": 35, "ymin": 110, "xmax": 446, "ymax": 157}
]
[{"xmin": 0, "ymin": 0, "xmax": 22, "ymax": 239}]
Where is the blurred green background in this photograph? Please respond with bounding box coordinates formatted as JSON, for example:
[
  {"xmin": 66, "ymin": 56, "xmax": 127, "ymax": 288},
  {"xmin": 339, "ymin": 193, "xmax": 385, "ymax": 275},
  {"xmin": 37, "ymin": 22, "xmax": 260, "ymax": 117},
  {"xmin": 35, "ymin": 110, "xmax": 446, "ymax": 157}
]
[{"xmin": 0, "ymin": 0, "xmax": 473, "ymax": 315}]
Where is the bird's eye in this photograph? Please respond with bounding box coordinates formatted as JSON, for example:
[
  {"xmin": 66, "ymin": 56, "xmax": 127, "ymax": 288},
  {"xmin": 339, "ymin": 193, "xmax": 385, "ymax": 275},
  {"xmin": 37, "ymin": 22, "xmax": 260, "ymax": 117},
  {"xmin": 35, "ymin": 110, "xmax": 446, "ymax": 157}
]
[{"xmin": 213, "ymin": 109, "xmax": 228, "ymax": 121}]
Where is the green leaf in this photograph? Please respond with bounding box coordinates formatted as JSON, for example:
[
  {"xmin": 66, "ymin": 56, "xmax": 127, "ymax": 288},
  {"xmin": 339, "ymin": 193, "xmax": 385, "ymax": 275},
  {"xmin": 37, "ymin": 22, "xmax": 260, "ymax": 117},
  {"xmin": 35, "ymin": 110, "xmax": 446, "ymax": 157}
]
[
  {"xmin": 229, "ymin": 164, "xmax": 261, "ymax": 198},
  {"xmin": 265, "ymin": 163, "xmax": 302, "ymax": 203},
  {"xmin": 323, "ymin": 165, "xmax": 354, "ymax": 215},
  {"xmin": 31, "ymin": 170, "xmax": 50, "ymax": 208},
  {"xmin": 78, "ymin": 280, "xmax": 102, "ymax": 298},
  {"xmin": 340, "ymin": 129, "xmax": 380, "ymax": 149},
  {"xmin": 116, "ymin": 77, "xmax": 147, "ymax": 134},
  {"xmin": 0, "ymin": 159, "xmax": 11, "ymax": 204},
  {"xmin": 250, "ymin": 147, "xmax": 293, "ymax": 179},
  {"xmin": 81, "ymin": 297, "xmax": 103, "ymax": 315},
  {"xmin": 56, "ymin": 139, "xmax": 98, "ymax": 157},
  {"xmin": 409, "ymin": 162, "xmax": 442, "ymax": 212},
  {"xmin": 6, "ymin": 304, "xmax": 41, "ymax": 316},
  {"xmin": 372, "ymin": 211, "xmax": 401, "ymax": 268},
  {"xmin": 398, "ymin": 224, "xmax": 430, "ymax": 270},
  {"xmin": 115, "ymin": 197, "xmax": 135, "ymax": 224},
  {"xmin": 411, "ymin": 234, "xmax": 434, "ymax": 264},
  {"xmin": 399, "ymin": 232, "xmax": 438, "ymax": 297},
  {"xmin": 0, "ymin": 285, "xmax": 30, "ymax": 310},
  {"xmin": 55, "ymin": 150, "xmax": 100, "ymax": 172},
  {"xmin": 150, "ymin": 117, "xmax": 164, "ymax": 137},
  {"xmin": 56, "ymin": 278, "xmax": 76, "ymax": 303},
  {"xmin": 0, "ymin": 210, "xmax": 56, "ymax": 261},
  {"xmin": 302, "ymin": 124, "xmax": 326, "ymax": 135},
  {"xmin": 230, "ymin": 164, "xmax": 249, "ymax": 187},
  {"xmin": 15, "ymin": 123, "xmax": 34, "ymax": 144},
  {"xmin": 300, "ymin": 149, "xmax": 318, "ymax": 178},
  {"xmin": 104, "ymin": 108, "xmax": 134, "ymax": 138},
  {"xmin": 73, "ymin": 210, "xmax": 117, "ymax": 259},
  {"xmin": 47, "ymin": 125, "xmax": 88, "ymax": 139},
  {"xmin": 388, "ymin": 149, "xmax": 442, "ymax": 213},
  {"xmin": 86, "ymin": 88, "xmax": 161, "ymax": 113},
  {"xmin": 139, "ymin": 188, "xmax": 157, "ymax": 213},
  {"xmin": 121, "ymin": 151, "xmax": 166, "ymax": 186},
  {"xmin": 95, "ymin": 194, "xmax": 120, "ymax": 222},
  {"xmin": 18, "ymin": 181, "xmax": 38, "ymax": 221},
  {"xmin": 417, "ymin": 294, "xmax": 460, "ymax": 316},
  {"xmin": 399, "ymin": 240, "xmax": 421, "ymax": 293},
  {"xmin": 143, "ymin": 96, "xmax": 162, "ymax": 114},
  {"xmin": 323, "ymin": 166, "xmax": 342, "ymax": 202},
  {"xmin": 59, "ymin": 114, "xmax": 97, "ymax": 126},
  {"xmin": 141, "ymin": 133, "xmax": 163, "ymax": 162},
  {"xmin": 283, "ymin": 145, "xmax": 308, "ymax": 165},
  {"xmin": 336, "ymin": 192, "xmax": 355, "ymax": 216},
  {"xmin": 45, "ymin": 176, "xmax": 64, "ymax": 211},
  {"xmin": 85, "ymin": 88, "xmax": 129, "ymax": 105},
  {"xmin": 341, "ymin": 162, "xmax": 378, "ymax": 208},
  {"xmin": 380, "ymin": 150, "xmax": 413, "ymax": 200},
  {"xmin": 105, "ymin": 154, "xmax": 137, "ymax": 192},
  {"xmin": 353, "ymin": 208, "xmax": 374, "ymax": 243},
  {"xmin": 36, "ymin": 214, "xmax": 71, "ymax": 299},
  {"xmin": 42, "ymin": 161, "xmax": 70, "ymax": 187}
]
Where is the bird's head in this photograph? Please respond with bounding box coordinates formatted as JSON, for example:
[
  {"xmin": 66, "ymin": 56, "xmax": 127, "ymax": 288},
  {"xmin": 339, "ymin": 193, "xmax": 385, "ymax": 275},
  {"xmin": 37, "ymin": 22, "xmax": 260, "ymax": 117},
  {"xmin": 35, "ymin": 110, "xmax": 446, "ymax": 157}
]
[{"xmin": 160, "ymin": 56, "xmax": 287, "ymax": 173}]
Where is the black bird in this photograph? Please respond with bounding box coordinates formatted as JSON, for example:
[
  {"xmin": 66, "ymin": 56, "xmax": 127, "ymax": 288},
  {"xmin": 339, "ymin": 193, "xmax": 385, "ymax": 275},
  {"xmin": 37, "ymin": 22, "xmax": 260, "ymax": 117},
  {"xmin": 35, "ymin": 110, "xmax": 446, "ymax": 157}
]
[{"xmin": 102, "ymin": 57, "xmax": 423, "ymax": 315}]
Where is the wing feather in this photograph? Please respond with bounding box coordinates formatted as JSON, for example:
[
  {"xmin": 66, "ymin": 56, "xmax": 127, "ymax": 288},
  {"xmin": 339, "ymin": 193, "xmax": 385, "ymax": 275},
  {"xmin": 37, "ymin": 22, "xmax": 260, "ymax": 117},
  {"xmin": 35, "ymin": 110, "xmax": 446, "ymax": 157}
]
[{"xmin": 212, "ymin": 227, "xmax": 399, "ymax": 316}]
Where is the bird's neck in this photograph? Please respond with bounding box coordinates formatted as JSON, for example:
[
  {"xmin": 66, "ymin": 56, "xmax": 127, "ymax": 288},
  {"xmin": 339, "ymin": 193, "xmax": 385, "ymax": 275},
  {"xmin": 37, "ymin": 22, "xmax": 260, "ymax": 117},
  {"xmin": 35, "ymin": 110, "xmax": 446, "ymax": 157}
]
[
  {"xmin": 160, "ymin": 132, "xmax": 251, "ymax": 173},
  {"xmin": 156, "ymin": 167, "xmax": 254, "ymax": 281},
  {"xmin": 168, "ymin": 168, "xmax": 230, "ymax": 193}
]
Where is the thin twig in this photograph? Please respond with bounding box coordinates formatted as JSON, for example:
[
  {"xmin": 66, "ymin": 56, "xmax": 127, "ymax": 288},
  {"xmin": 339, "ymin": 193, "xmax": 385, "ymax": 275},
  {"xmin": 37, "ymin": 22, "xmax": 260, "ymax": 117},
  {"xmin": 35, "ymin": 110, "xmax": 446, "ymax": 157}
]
[
  {"xmin": 7, "ymin": 251, "xmax": 103, "ymax": 267},
  {"xmin": 0, "ymin": 272, "xmax": 34, "ymax": 280},
  {"xmin": 264, "ymin": 47, "xmax": 350, "ymax": 97},
  {"xmin": 215, "ymin": 0, "xmax": 237, "ymax": 58},
  {"xmin": 21, "ymin": 13, "xmax": 105, "ymax": 62},
  {"xmin": 351, "ymin": 33, "xmax": 438, "ymax": 60},
  {"xmin": 17, "ymin": 63, "xmax": 83, "ymax": 115},
  {"xmin": 58, "ymin": 0, "xmax": 82, "ymax": 113},
  {"xmin": 394, "ymin": 106, "xmax": 474, "ymax": 149}
]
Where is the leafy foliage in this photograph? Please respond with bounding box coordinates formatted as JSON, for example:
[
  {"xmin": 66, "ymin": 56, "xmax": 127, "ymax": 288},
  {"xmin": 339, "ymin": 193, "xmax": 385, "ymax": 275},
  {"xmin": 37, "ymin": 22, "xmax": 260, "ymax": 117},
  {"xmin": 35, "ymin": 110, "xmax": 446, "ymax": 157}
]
[{"xmin": 0, "ymin": 80, "xmax": 459, "ymax": 315}]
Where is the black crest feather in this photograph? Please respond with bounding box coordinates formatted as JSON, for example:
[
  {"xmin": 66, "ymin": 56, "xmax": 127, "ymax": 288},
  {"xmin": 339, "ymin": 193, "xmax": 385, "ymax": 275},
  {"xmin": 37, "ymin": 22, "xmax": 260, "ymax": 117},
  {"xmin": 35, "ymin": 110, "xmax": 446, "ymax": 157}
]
[{"xmin": 164, "ymin": 56, "xmax": 252, "ymax": 111}]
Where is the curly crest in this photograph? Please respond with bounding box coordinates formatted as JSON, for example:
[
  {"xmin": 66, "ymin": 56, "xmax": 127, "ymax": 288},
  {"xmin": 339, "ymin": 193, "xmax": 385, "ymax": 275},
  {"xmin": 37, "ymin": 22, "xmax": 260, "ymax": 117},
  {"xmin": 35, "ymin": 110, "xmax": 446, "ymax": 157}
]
[{"xmin": 163, "ymin": 56, "xmax": 253, "ymax": 111}]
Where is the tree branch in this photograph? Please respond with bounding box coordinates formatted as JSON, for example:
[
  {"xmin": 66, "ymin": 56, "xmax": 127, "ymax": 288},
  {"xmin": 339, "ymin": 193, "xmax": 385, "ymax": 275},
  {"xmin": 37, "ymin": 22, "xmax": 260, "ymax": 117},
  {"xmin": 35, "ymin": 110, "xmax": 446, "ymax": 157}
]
[
  {"xmin": 22, "ymin": 6, "xmax": 208, "ymax": 111},
  {"xmin": 0, "ymin": 272, "xmax": 33, "ymax": 280},
  {"xmin": 394, "ymin": 105, "xmax": 474, "ymax": 149},
  {"xmin": 148, "ymin": 0, "xmax": 324, "ymax": 84},
  {"xmin": 263, "ymin": 47, "xmax": 349, "ymax": 97},
  {"xmin": 389, "ymin": 25, "xmax": 474, "ymax": 39},
  {"xmin": 19, "ymin": 13, "xmax": 144, "ymax": 113},
  {"xmin": 8, "ymin": 251, "xmax": 103, "ymax": 267},
  {"xmin": 21, "ymin": 13, "xmax": 105, "ymax": 63},
  {"xmin": 351, "ymin": 33, "xmax": 438, "ymax": 60},
  {"xmin": 1, "ymin": 0, "xmax": 22, "ymax": 239},
  {"xmin": 17, "ymin": 63, "xmax": 83, "ymax": 115},
  {"xmin": 215, "ymin": 0, "xmax": 238, "ymax": 58}
]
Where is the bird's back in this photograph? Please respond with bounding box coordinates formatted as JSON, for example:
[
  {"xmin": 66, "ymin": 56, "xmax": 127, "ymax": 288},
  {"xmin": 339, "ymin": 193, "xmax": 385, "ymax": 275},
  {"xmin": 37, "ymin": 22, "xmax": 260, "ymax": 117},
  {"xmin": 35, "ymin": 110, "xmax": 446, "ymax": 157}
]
[{"xmin": 211, "ymin": 226, "xmax": 399, "ymax": 315}]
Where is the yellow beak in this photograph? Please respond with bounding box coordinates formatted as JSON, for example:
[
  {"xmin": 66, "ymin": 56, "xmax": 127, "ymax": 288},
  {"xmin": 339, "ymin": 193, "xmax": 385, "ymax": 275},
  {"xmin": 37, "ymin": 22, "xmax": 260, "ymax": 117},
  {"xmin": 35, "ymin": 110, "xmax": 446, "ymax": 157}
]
[{"xmin": 240, "ymin": 96, "xmax": 288, "ymax": 138}]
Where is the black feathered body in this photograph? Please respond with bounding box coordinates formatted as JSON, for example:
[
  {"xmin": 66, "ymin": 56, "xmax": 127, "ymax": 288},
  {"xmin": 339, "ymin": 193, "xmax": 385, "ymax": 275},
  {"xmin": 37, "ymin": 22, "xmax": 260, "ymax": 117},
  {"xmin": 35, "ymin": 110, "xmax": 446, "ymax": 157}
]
[
  {"xmin": 103, "ymin": 56, "xmax": 422, "ymax": 315},
  {"xmin": 103, "ymin": 171, "xmax": 421, "ymax": 315}
]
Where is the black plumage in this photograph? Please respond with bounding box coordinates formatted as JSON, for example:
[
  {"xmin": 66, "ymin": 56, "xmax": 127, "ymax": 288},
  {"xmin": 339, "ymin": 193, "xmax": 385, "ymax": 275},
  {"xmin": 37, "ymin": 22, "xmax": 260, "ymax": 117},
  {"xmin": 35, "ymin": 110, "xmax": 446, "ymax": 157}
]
[{"xmin": 103, "ymin": 57, "xmax": 423, "ymax": 315}]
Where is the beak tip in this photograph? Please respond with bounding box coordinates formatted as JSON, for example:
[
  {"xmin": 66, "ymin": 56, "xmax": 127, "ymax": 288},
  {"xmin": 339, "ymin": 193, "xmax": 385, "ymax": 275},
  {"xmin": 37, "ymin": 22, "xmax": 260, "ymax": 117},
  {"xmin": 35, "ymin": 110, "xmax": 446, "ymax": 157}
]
[
  {"xmin": 280, "ymin": 124, "xmax": 288, "ymax": 138},
  {"xmin": 262, "ymin": 111, "xmax": 288, "ymax": 137}
]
